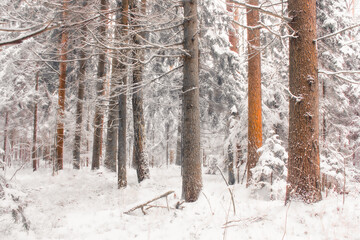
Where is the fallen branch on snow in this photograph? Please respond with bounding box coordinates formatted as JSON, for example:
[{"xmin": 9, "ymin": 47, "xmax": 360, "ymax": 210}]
[{"xmin": 124, "ymin": 190, "xmax": 175, "ymax": 215}]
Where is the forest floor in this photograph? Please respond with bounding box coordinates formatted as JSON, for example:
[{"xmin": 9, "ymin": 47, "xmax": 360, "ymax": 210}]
[{"xmin": 1, "ymin": 165, "xmax": 360, "ymax": 240}]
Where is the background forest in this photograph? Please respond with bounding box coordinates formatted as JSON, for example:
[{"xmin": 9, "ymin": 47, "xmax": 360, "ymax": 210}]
[{"xmin": 0, "ymin": 0, "xmax": 359, "ymax": 239}]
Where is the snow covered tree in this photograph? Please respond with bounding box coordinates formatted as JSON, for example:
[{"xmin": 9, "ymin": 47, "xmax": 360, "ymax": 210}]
[
  {"xmin": 92, "ymin": 0, "xmax": 109, "ymax": 170},
  {"xmin": 55, "ymin": 0, "xmax": 70, "ymax": 171},
  {"xmin": 116, "ymin": 0, "xmax": 130, "ymax": 188},
  {"xmin": 130, "ymin": 0, "xmax": 150, "ymax": 182}
]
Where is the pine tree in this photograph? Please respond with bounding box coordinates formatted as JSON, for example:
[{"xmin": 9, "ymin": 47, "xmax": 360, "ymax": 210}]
[
  {"xmin": 182, "ymin": 0, "xmax": 202, "ymax": 202},
  {"xmin": 130, "ymin": 0, "xmax": 150, "ymax": 182},
  {"xmin": 56, "ymin": 0, "xmax": 70, "ymax": 171},
  {"xmin": 246, "ymin": 0, "xmax": 262, "ymax": 186},
  {"xmin": 32, "ymin": 72, "xmax": 39, "ymax": 171},
  {"xmin": 117, "ymin": 0, "xmax": 129, "ymax": 188},
  {"xmin": 92, "ymin": 0, "xmax": 108, "ymax": 170},
  {"xmin": 286, "ymin": 0, "xmax": 322, "ymax": 203},
  {"xmin": 73, "ymin": 0, "xmax": 88, "ymax": 170}
]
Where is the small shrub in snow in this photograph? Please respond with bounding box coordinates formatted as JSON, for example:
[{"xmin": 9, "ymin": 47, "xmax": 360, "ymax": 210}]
[{"xmin": 251, "ymin": 134, "xmax": 288, "ymax": 200}]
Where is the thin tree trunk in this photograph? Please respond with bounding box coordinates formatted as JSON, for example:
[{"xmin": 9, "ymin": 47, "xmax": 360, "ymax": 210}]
[
  {"xmin": 73, "ymin": 7, "xmax": 88, "ymax": 169},
  {"xmin": 322, "ymin": 79, "xmax": 326, "ymax": 145},
  {"xmin": 226, "ymin": 0, "xmax": 240, "ymax": 53},
  {"xmin": 130, "ymin": 0, "xmax": 150, "ymax": 183},
  {"xmin": 246, "ymin": 0, "xmax": 262, "ymax": 185},
  {"xmin": 286, "ymin": 0, "xmax": 322, "ymax": 203},
  {"xmin": 228, "ymin": 144, "xmax": 235, "ymax": 185},
  {"xmin": 105, "ymin": 0, "xmax": 128, "ymax": 173},
  {"xmin": 175, "ymin": 102, "xmax": 182, "ymax": 166},
  {"xmin": 117, "ymin": 0, "xmax": 129, "ymax": 188},
  {"xmin": 165, "ymin": 122, "xmax": 169, "ymax": 167},
  {"xmin": 182, "ymin": 0, "xmax": 202, "ymax": 202},
  {"xmin": 92, "ymin": 0, "xmax": 108, "ymax": 170},
  {"xmin": 32, "ymin": 72, "xmax": 39, "ymax": 171},
  {"xmin": 56, "ymin": 0, "xmax": 69, "ymax": 171},
  {"xmin": 2, "ymin": 112, "xmax": 8, "ymax": 166}
]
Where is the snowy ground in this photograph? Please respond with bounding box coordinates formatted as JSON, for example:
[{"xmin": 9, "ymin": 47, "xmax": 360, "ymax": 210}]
[{"xmin": 1, "ymin": 165, "xmax": 360, "ymax": 240}]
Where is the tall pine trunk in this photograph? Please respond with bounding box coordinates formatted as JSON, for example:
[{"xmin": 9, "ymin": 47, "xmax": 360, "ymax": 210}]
[
  {"xmin": 115, "ymin": 0, "xmax": 129, "ymax": 187},
  {"xmin": 32, "ymin": 72, "xmax": 39, "ymax": 171},
  {"xmin": 105, "ymin": 0, "xmax": 129, "ymax": 174},
  {"xmin": 226, "ymin": 0, "xmax": 240, "ymax": 53},
  {"xmin": 130, "ymin": 0, "xmax": 150, "ymax": 183},
  {"xmin": 182, "ymin": 0, "xmax": 202, "ymax": 202},
  {"xmin": 92, "ymin": 0, "xmax": 108, "ymax": 170},
  {"xmin": 286, "ymin": 0, "xmax": 322, "ymax": 203},
  {"xmin": 246, "ymin": 0, "xmax": 262, "ymax": 185},
  {"xmin": 73, "ymin": 20, "xmax": 87, "ymax": 170},
  {"xmin": 56, "ymin": 0, "xmax": 69, "ymax": 171}
]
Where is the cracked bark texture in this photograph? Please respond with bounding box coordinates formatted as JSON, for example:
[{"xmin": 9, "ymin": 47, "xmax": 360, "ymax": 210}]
[
  {"xmin": 130, "ymin": 0, "xmax": 150, "ymax": 183},
  {"xmin": 181, "ymin": 0, "xmax": 202, "ymax": 202},
  {"xmin": 286, "ymin": 0, "xmax": 322, "ymax": 203}
]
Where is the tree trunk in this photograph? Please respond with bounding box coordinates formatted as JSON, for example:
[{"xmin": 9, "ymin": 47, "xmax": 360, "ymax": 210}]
[
  {"xmin": 165, "ymin": 122, "xmax": 169, "ymax": 167},
  {"xmin": 226, "ymin": 0, "xmax": 240, "ymax": 53},
  {"xmin": 92, "ymin": 0, "xmax": 108, "ymax": 170},
  {"xmin": 286, "ymin": 0, "xmax": 322, "ymax": 203},
  {"xmin": 32, "ymin": 72, "xmax": 39, "ymax": 171},
  {"xmin": 2, "ymin": 112, "xmax": 8, "ymax": 166},
  {"xmin": 246, "ymin": 0, "xmax": 262, "ymax": 185},
  {"xmin": 175, "ymin": 102, "xmax": 182, "ymax": 166},
  {"xmin": 56, "ymin": 0, "xmax": 69, "ymax": 171},
  {"xmin": 105, "ymin": 55, "xmax": 119, "ymax": 172},
  {"xmin": 228, "ymin": 144, "xmax": 235, "ymax": 185},
  {"xmin": 130, "ymin": 0, "xmax": 150, "ymax": 183},
  {"xmin": 182, "ymin": 0, "xmax": 202, "ymax": 202},
  {"xmin": 73, "ymin": 9, "xmax": 87, "ymax": 169},
  {"xmin": 117, "ymin": 0, "xmax": 129, "ymax": 188}
]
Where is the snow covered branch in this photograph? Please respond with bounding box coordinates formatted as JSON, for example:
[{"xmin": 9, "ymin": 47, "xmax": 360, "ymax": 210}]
[
  {"xmin": 228, "ymin": 0, "xmax": 292, "ymax": 22},
  {"xmin": 315, "ymin": 23, "xmax": 360, "ymax": 42},
  {"xmin": 0, "ymin": 23, "xmax": 55, "ymax": 47},
  {"xmin": 319, "ymin": 70, "xmax": 360, "ymax": 85}
]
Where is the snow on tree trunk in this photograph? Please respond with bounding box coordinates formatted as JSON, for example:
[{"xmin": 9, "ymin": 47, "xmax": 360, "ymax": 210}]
[
  {"xmin": 286, "ymin": 0, "xmax": 322, "ymax": 203},
  {"xmin": 117, "ymin": 0, "xmax": 129, "ymax": 188},
  {"xmin": 92, "ymin": 0, "xmax": 108, "ymax": 170},
  {"xmin": 3, "ymin": 112, "xmax": 9, "ymax": 167},
  {"xmin": 56, "ymin": 0, "xmax": 69, "ymax": 171},
  {"xmin": 130, "ymin": 0, "xmax": 150, "ymax": 183},
  {"xmin": 246, "ymin": 0, "xmax": 262, "ymax": 185},
  {"xmin": 73, "ymin": 29, "xmax": 87, "ymax": 169},
  {"xmin": 182, "ymin": 0, "xmax": 202, "ymax": 202}
]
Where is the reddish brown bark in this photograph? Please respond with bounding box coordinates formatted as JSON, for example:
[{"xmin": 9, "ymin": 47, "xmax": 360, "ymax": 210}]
[
  {"xmin": 226, "ymin": 0, "xmax": 240, "ymax": 53},
  {"xmin": 116, "ymin": 0, "xmax": 129, "ymax": 188},
  {"xmin": 56, "ymin": 0, "xmax": 69, "ymax": 171},
  {"xmin": 286, "ymin": 0, "xmax": 322, "ymax": 203},
  {"xmin": 246, "ymin": 0, "xmax": 262, "ymax": 185}
]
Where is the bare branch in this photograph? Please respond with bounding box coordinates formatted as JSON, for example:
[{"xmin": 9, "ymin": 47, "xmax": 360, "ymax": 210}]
[
  {"xmin": 229, "ymin": 0, "xmax": 292, "ymax": 22},
  {"xmin": 315, "ymin": 23, "xmax": 360, "ymax": 42},
  {"xmin": 319, "ymin": 70, "xmax": 360, "ymax": 85},
  {"xmin": 0, "ymin": 22, "xmax": 54, "ymax": 47}
]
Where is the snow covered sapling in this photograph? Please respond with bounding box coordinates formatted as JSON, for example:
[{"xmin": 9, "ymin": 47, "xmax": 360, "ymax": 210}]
[{"xmin": 251, "ymin": 133, "xmax": 287, "ymax": 200}]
